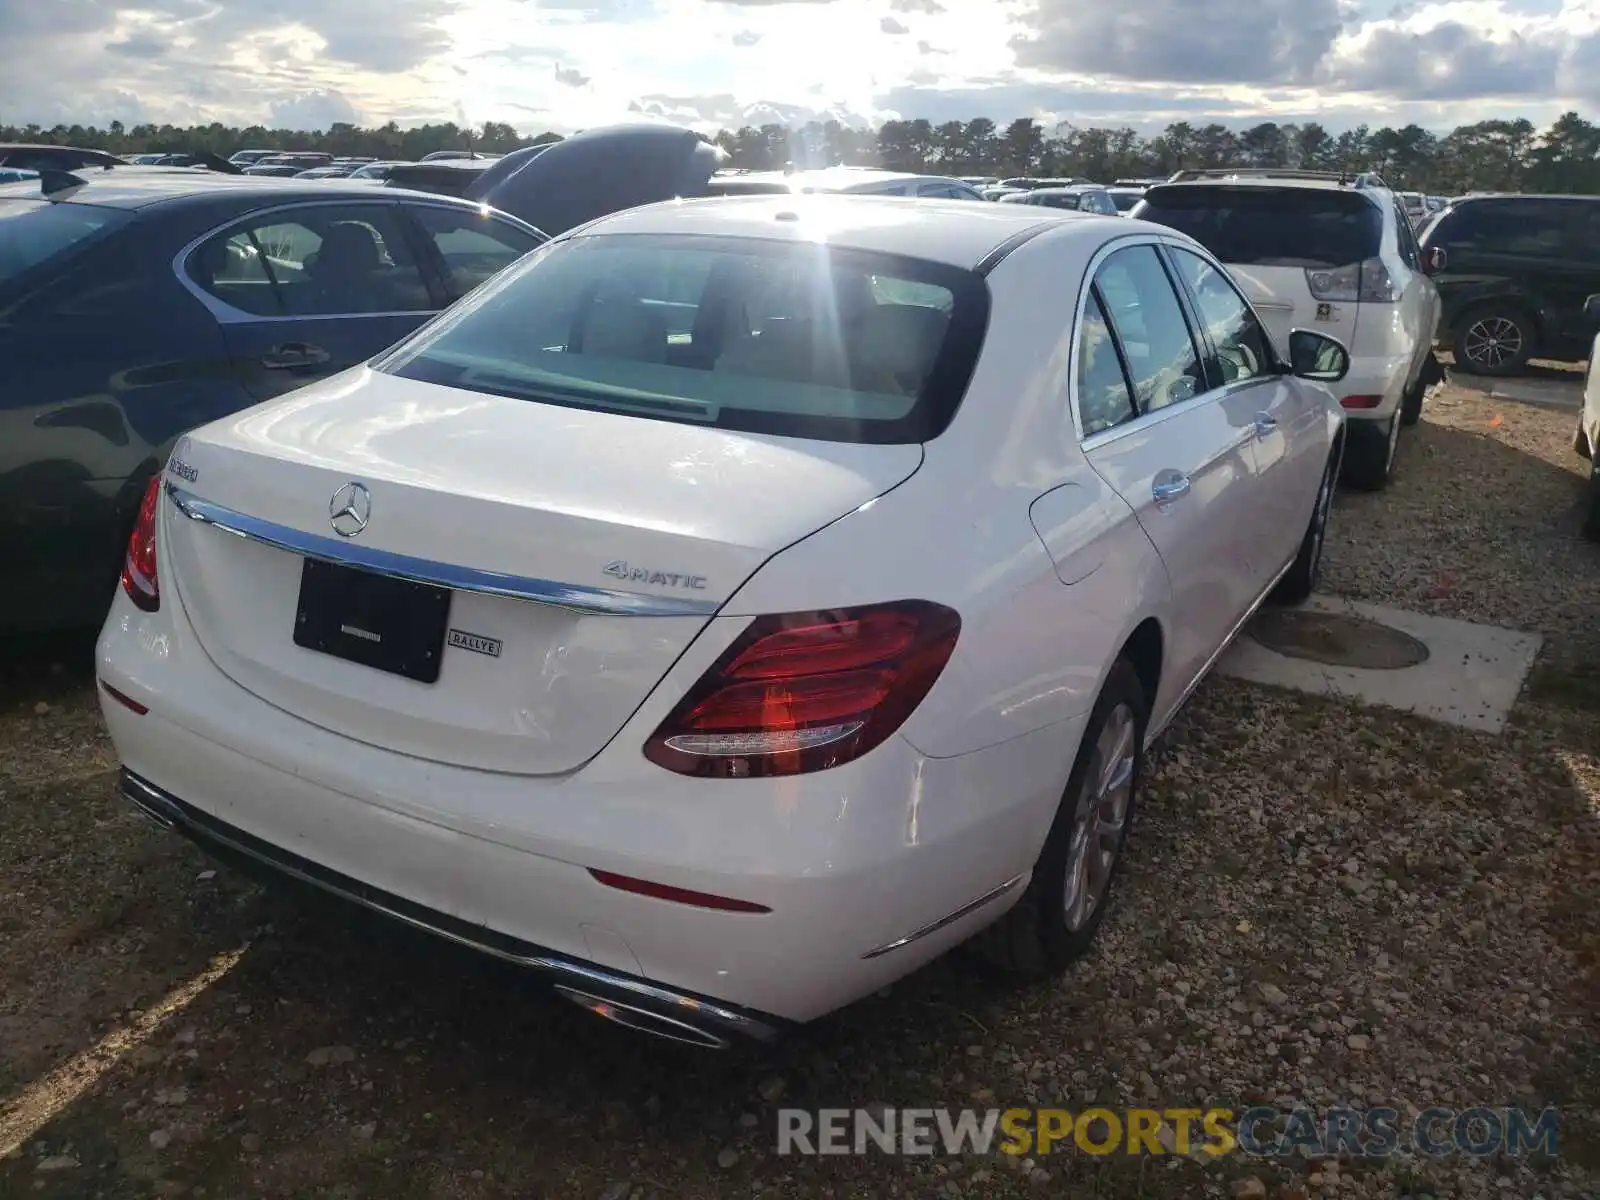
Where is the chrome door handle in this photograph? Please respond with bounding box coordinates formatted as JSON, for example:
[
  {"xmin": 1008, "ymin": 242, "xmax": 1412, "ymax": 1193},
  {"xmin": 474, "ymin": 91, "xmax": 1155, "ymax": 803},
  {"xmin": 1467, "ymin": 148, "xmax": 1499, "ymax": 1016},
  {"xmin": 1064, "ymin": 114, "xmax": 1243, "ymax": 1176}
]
[
  {"xmin": 1254, "ymin": 412, "xmax": 1279, "ymax": 437},
  {"xmin": 1152, "ymin": 472, "xmax": 1192, "ymax": 502}
]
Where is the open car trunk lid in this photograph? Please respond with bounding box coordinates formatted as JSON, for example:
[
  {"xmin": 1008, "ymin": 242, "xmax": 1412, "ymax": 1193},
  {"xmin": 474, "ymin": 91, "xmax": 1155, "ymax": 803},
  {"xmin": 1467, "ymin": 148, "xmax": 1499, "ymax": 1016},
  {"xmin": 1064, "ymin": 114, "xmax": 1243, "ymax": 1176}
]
[
  {"xmin": 467, "ymin": 124, "xmax": 723, "ymax": 236},
  {"xmin": 163, "ymin": 369, "xmax": 921, "ymax": 776}
]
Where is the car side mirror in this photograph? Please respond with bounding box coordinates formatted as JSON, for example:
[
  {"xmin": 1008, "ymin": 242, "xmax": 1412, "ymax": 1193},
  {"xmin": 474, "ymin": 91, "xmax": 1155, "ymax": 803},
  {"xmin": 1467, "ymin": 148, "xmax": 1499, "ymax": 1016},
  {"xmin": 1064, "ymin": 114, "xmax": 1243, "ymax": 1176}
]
[
  {"xmin": 1585, "ymin": 293, "xmax": 1600, "ymax": 323},
  {"xmin": 1288, "ymin": 329, "xmax": 1350, "ymax": 383},
  {"xmin": 1423, "ymin": 245, "xmax": 1447, "ymax": 275}
]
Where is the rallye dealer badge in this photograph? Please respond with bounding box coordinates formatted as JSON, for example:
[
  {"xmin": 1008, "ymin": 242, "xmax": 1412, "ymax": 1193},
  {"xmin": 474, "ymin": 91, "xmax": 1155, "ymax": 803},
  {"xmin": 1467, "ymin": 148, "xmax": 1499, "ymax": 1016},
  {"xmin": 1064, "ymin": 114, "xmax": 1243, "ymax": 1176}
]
[
  {"xmin": 447, "ymin": 629, "xmax": 502, "ymax": 658},
  {"xmin": 1315, "ymin": 302, "xmax": 1335, "ymax": 321}
]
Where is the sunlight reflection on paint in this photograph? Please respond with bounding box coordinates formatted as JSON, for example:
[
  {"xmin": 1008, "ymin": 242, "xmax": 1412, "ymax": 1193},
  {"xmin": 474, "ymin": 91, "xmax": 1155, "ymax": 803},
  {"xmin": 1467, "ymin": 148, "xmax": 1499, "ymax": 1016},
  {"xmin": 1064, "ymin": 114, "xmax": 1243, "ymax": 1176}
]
[{"xmin": 0, "ymin": 946, "xmax": 248, "ymax": 1157}]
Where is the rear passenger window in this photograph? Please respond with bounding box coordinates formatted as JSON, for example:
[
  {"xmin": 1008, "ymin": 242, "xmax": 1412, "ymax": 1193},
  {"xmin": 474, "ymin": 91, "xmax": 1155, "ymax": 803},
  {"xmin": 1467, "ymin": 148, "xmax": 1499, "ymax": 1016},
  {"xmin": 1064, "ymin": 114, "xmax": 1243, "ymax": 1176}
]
[
  {"xmin": 187, "ymin": 205, "xmax": 434, "ymax": 317},
  {"xmin": 1431, "ymin": 201, "xmax": 1561, "ymax": 258},
  {"xmin": 1076, "ymin": 289, "xmax": 1136, "ymax": 436},
  {"xmin": 1091, "ymin": 245, "xmax": 1205, "ymax": 415},
  {"xmin": 411, "ymin": 206, "xmax": 543, "ymax": 301},
  {"xmin": 1167, "ymin": 247, "xmax": 1275, "ymax": 386}
]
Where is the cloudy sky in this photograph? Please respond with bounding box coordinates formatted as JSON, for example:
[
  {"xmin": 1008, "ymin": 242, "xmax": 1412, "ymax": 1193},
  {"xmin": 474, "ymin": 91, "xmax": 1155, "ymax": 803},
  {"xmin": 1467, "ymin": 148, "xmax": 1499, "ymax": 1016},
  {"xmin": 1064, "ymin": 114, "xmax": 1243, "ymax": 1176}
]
[{"xmin": 3, "ymin": 0, "xmax": 1599, "ymax": 134}]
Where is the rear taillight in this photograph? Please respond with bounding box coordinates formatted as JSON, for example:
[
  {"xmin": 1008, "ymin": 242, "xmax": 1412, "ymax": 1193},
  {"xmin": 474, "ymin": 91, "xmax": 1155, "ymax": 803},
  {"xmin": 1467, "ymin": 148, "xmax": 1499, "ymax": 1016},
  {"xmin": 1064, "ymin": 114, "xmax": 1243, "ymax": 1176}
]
[
  {"xmin": 1306, "ymin": 257, "xmax": 1397, "ymax": 303},
  {"xmin": 643, "ymin": 600, "xmax": 961, "ymax": 778},
  {"xmin": 120, "ymin": 475, "xmax": 161, "ymax": 612}
]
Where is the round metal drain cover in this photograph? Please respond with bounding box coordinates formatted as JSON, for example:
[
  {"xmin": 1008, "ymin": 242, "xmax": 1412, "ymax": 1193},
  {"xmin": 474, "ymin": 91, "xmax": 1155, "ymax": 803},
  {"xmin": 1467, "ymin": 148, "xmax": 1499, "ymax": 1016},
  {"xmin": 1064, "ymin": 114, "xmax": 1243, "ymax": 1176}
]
[{"xmin": 1248, "ymin": 609, "xmax": 1430, "ymax": 670}]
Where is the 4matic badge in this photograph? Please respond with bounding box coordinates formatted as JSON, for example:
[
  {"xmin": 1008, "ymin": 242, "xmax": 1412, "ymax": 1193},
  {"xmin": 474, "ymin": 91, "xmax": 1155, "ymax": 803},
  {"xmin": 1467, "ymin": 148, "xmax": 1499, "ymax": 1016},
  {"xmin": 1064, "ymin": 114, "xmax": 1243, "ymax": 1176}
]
[{"xmin": 602, "ymin": 560, "xmax": 708, "ymax": 590}]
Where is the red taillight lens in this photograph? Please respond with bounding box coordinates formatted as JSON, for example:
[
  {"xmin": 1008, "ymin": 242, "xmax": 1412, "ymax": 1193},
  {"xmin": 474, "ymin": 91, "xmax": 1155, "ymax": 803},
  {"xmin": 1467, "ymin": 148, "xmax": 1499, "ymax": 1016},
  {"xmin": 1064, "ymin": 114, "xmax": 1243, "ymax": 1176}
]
[
  {"xmin": 120, "ymin": 475, "xmax": 161, "ymax": 612},
  {"xmin": 1340, "ymin": 394, "xmax": 1383, "ymax": 410},
  {"xmin": 643, "ymin": 600, "xmax": 961, "ymax": 778}
]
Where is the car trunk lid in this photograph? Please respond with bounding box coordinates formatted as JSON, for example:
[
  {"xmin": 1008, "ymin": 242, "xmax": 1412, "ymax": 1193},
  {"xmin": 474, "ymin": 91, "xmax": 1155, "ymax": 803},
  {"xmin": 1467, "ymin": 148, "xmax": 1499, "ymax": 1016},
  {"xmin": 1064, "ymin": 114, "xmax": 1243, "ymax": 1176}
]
[{"xmin": 164, "ymin": 368, "xmax": 921, "ymax": 775}]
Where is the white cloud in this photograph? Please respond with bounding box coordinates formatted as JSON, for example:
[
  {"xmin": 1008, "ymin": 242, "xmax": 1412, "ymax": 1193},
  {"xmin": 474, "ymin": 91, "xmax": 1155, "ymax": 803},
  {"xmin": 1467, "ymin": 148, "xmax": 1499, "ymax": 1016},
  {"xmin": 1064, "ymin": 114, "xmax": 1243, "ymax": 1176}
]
[
  {"xmin": 268, "ymin": 89, "xmax": 364, "ymax": 130},
  {"xmin": 0, "ymin": 0, "xmax": 1596, "ymax": 134}
]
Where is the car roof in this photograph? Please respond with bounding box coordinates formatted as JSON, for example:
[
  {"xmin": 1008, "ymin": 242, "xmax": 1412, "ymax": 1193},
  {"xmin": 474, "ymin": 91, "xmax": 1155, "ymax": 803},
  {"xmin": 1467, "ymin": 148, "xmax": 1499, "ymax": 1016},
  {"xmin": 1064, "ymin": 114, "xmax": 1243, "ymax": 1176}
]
[
  {"xmin": 721, "ymin": 167, "xmax": 934, "ymax": 187},
  {"xmin": 1027, "ymin": 185, "xmax": 1103, "ymax": 195},
  {"xmin": 1152, "ymin": 176, "xmax": 1383, "ymax": 193},
  {"xmin": 1450, "ymin": 192, "xmax": 1600, "ymax": 204},
  {"xmin": 0, "ymin": 168, "xmax": 499, "ymax": 212},
  {"xmin": 572, "ymin": 193, "xmax": 1124, "ymax": 270}
]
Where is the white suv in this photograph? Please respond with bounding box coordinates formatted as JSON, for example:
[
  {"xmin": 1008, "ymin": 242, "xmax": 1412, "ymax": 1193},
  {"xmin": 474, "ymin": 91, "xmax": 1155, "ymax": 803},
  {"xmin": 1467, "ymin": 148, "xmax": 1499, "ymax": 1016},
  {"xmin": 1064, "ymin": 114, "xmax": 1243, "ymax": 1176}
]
[{"xmin": 1133, "ymin": 170, "xmax": 1444, "ymax": 489}]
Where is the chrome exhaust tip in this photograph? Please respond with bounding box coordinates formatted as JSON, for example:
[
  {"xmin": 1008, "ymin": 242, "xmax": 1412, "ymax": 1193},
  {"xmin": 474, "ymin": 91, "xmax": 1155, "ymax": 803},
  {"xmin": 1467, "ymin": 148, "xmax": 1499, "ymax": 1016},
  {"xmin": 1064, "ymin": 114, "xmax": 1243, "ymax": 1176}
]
[
  {"xmin": 122, "ymin": 775, "xmax": 180, "ymax": 829},
  {"xmin": 554, "ymin": 986, "xmax": 730, "ymax": 1050}
]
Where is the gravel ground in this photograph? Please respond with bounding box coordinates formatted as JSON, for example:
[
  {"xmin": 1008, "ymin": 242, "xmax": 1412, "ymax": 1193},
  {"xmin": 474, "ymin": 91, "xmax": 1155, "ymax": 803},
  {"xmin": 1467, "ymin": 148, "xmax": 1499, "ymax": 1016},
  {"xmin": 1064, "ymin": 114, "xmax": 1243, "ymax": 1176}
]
[{"xmin": 1, "ymin": 379, "xmax": 1596, "ymax": 1200}]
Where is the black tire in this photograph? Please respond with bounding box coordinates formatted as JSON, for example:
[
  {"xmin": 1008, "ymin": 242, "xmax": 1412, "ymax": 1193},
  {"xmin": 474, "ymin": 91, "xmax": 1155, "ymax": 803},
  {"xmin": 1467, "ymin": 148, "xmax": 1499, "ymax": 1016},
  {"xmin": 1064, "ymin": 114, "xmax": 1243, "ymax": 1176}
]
[
  {"xmin": 1577, "ymin": 418, "xmax": 1592, "ymax": 461},
  {"xmin": 1399, "ymin": 377, "xmax": 1426, "ymax": 427},
  {"xmin": 974, "ymin": 659, "xmax": 1147, "ymax": 979},
  {"xmin": 1452, "ymin": 304, "xmax": 1536, "ymax": 377},
  {"xmin": 1341, "ymin": 411, "xmax": 1400, "ymax": 492},
  {"xmin": 1584, "ymin": 463, "xmax": 1600, "ymax": 544},
  {"xmin": 1271, "ymin": 447, "xmax": 1337, "ymax": 606}
]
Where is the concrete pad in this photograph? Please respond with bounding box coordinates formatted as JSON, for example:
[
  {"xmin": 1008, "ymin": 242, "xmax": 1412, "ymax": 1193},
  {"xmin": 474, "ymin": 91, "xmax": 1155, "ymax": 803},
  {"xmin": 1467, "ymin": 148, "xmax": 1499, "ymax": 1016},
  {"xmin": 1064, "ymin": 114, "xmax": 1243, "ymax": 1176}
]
[
  {"xmin": 1449, "ymin": 372, "xmax": 1584, "ymax": 411},
  {"xmin": 1217, "ymin": 595, "xmax": 1543, "ymax": 734}
]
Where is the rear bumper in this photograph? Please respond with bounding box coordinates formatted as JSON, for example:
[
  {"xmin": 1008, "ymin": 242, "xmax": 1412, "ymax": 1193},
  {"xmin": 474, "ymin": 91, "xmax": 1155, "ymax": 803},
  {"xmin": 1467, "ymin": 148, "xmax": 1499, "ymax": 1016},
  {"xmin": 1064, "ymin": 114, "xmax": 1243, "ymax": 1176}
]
[
  {"xmin": 1332, "ymin": 349, "xmax": 1411, "ymax": 421},
  {"xmin": 97, "ymin": 587, "xmax": 1078, "ymax": 1027},
  {"xmin": 120, "ymin": 769, "xmax": 784, "ymax": 1047}
]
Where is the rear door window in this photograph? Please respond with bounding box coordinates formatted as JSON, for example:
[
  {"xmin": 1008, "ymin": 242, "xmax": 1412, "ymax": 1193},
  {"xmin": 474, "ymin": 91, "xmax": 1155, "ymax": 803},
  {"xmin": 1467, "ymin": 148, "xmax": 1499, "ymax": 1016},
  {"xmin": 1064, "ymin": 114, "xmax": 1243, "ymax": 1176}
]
[
  {"xmin": 1137, "ymin": 185, "xmax": 1382, "ymax": 269},
  {"xmin": 0, "ymin": 200, "xmax": 132, "ymax": 289},
  {"xmin": 187, "ymin": 204, "xmax": 435, "ymax": 317},
  {"xmin": 1429, "ymin": 200, "xmax": 1562, "ymax": 258},
  {"xmin": 1556, "ymin": 201, "xmax": 1600, "ymax": 262},
  {"xmin": 1167, "ymin": 247, "xmax": 1276, "ymax": 387},
  {"xmin": 407, "ymin": 205, "xmax": 545, "ymax": 301},
  {"xmin": 1090, "ymin": 244, "xmax": 1205, "ymax": 415}
]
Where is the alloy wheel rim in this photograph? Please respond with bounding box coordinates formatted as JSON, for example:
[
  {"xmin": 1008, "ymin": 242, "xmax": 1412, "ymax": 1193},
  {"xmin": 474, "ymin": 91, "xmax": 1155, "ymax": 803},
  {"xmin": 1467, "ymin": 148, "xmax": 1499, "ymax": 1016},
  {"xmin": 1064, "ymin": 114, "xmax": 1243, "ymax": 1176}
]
[
  {"xmin": 1063, "ymin": 703, "xmax": 1136, "ymax": 932},
  {"xmin": 1385, "ymin": 408, "xmax": 1401, "ymax": 473},
  {"xmin": 1464, "ymin": 317, "xmax": 1523, "ymax": 370}
]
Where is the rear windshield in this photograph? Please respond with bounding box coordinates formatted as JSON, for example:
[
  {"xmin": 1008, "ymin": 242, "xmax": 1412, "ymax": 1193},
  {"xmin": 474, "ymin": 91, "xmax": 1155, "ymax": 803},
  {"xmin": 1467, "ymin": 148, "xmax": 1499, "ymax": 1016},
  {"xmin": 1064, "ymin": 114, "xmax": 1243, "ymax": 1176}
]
[
  {"xmin": 1134, "ymin": 185, "xmax": 1382, "ymax": 269},
  {"xmin": 375, "ymin": 233, "xmax": 989, "ymax": 444},
  {"xmin": 0, "ymin": 199, "xmax": 131, "ymax": 286}
]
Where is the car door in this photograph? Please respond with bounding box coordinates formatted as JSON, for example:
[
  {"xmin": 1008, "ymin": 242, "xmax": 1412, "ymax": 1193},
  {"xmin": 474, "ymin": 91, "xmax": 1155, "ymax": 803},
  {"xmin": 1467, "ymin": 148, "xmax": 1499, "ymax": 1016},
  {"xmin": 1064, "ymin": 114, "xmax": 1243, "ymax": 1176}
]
[
  {"xmin": 1550, "ymin": 201, "xmax": 1600, "ymax": 351},
  {"xmin": 1165, "ymin": 242, "xmax": 1319, "ymax": 580},
  {"xmin": 0, "ymin": 214, "xmax": 246, "ymax": 631},
  {"xmin": 1077, "ymin": 242, "xmax": 1264, "ymax": 690},
  {"xmin": 180, "ymin": 201, "xmax": 442, "ymax": 403}
]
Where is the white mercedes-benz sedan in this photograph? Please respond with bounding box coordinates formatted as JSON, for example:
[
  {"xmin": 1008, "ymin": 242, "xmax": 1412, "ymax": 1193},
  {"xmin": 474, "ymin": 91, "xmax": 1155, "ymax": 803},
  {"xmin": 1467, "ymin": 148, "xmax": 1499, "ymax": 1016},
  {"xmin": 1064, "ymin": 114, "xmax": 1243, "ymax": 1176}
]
[{"xmin": 98, "ymin": 195, "xmax": 1349, "ymax": 1048}]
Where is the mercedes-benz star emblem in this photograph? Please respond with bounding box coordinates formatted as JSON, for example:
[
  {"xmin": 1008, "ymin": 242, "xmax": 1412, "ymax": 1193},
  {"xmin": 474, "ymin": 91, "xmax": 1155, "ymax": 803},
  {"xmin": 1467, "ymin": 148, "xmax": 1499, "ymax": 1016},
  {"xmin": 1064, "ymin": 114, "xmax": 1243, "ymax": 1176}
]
[{"xmin": 328, "ymin": 481, "xmax": 371, "ymax": 538}]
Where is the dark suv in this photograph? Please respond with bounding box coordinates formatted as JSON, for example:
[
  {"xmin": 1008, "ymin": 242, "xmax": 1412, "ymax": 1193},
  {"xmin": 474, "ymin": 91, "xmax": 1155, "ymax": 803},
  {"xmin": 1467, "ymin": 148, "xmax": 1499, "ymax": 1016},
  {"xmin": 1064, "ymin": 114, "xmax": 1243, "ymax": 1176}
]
[{"xmin": 1419, "ymin": 194, "xmax": 1600, "ymax": 375}]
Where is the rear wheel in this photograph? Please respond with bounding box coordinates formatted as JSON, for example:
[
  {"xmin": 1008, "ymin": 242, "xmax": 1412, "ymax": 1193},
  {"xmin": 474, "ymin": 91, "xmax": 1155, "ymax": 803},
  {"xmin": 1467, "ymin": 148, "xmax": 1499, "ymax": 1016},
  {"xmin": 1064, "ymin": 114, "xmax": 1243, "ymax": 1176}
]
[
  {"xmin": 1399, "ymin": 376, "xmax": 1426, "ymax": 427},
  {"xmin": 1271, "ymin": 448, "xmax": 1337, "ymax": 606},
  {"xmin": 1342, "ymin": 410, "xmax": 1400, "ymax": 492},
  {"xmin": 974, "ymin": 660, "xmax": 1146, "ymax": 978},
  {"xmin": 1584, "ymin": 463, "xmax": 1600, "ymax": 544},
  {"xmin": 1453, "ymin": 305, "xmax": 1535, "ymax": 377}
]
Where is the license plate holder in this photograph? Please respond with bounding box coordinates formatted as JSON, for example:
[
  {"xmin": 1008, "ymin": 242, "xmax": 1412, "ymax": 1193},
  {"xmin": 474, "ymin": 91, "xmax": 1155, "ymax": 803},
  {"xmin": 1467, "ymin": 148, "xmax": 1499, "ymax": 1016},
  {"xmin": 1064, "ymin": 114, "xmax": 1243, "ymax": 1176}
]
[{"xmin": 293, "ymin": 558, "xmax": 451, "ymax": 683}]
